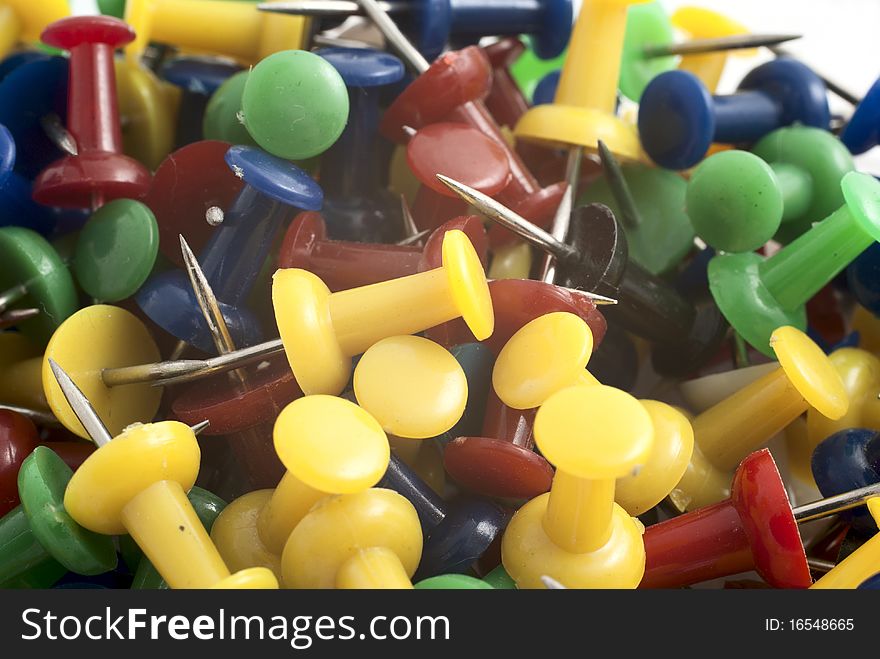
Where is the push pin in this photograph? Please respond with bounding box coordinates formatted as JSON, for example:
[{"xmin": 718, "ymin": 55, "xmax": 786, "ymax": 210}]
[
  {"xmin": 812, "ymin": 498, "xmax": 880, "ymax": 588},
  {"xmin": 502, "ymin": 385, "xmax": 653, "ymax": 588},
  {"xmin": 282, "ymin": 487, "xmax": 422, "ymax": 589},
  {"xmin": 50, "ymin": 359, "xmax": 278, "ymax": 589},
  {"xmin": 272, "ymin": 229, "xmax": 494, "ymax": 395},
  {"xmin": 438, "ymin": 174, "xmax": 727, "ymax": 377},
  {"xmin": 210, "ymin": 395, "xmax": 390, "ymax": 582},
  {"xmin": 124, "ymin": 0, "xmax": 309, "ymax": 66},
  {"xmin": 0, "ymin": 333, "xmax": 50, "ymax": 412},
  {"xmin": 671, "ymin": 325, "xmax": 847, "ymax": 512},
  {"xmin": 840, "ymin": 76, "xmax": 880, "ymax": 155},
  {"xmin": 639, "ymin": 58, "xmax": 830, "ymax": 170},
  {"xmin": 414, "ymin": 574, "xmax": 494, "ymax": 589},
  {"xmin": 643, "ymin": 449, "xmax": 880, "ymax": 589},
  {"xmin": 847, "ymin": 243, "xmax": 880, "ymax": 318},
  {"xmin": 0, "ymin": 446, "xmax": 116, "ymax": 588},
  {"xmin": 687, "ymin": 128, "xmax": 854, "ymax": 251},
  {"xmin": 260, "ymin": 0, "xmax": 571, "ymax": 61},
  {"xmin": 113, "ymin": 58, "xmax": 175, "ymax": 170},
  {"xmin": 0, "ymin": 0, "xmax": 69, "ymax": 60},
  {"xmin": 0, "ymin": 124, "xmax": 58, "ymax": 235},
  {"xmin": 708, "ymin": 172, "xmax": 880, "ymax": 356},
  {"xmin": 137, "ymin": 145, "xmax": 323, "ymax": 352},
  {"xmin": 483, "ymin": 38, "xmax": 531, "ymax": 130},
  {"xmin": 33, "ymin": 16, "xmax": 152, "ymax": 210}
]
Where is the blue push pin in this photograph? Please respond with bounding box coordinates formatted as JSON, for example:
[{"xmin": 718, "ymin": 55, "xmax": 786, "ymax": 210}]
[
  {"xmin": 432, "ymin": 342, "xmax": 494, "ymax": 445},
  {"xmin": 811, "ymin": 428, "xmax": 880, "ymax": 534},
  {"xmin": 841, "ymin": 76, "xmax": 880, "ymax": 155},
  {"xmin": 161, "ymin": 56, "xmax": 243, "ymax": 149},
  {"xmin": 136, "ymin": 146, "xmax": 323, "ymax": 352},
  {"xmin": 638, "ymin": 58, "xmax": 830, "ymax": 170},
  {"xmin": 265, "ymin": 0, "xmax": 571, "ymax": 60},
  {"xmin": 859, "ymin": 573, "xmax": 880, "ymax": 588},
  {"xmin": 0, "ymin": 125, "xmax": 58, "ymax": 235},
  {"xmin": 0, "ymin": 56, "xmax": 69, "ymax": 180},
  {"xmin": 847, "ymin": 243, "xmax": 880, "ymax": 316},
  {"xmin": 378, "ymin": 453, "xmax": 509, "ymax": 580},
  {"xmin": 532, "ymin": 69, "xmax": 560, "ymax": 106},
  {"xmin": 316, "ymin": 47, "xmax": 405, "ymax": 242},
  {"xmin": 0, "ymin": 51, "xmax": 51, "ymax": 84}
]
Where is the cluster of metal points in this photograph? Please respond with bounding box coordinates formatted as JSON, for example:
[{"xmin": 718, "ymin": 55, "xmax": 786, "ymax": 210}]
[{"xmin": 0, "ymin": 0, "xmax": 879, "ymax": 592}]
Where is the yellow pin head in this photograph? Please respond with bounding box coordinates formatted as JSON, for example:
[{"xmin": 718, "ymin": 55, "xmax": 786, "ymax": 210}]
[{"xmin": 442, "ymin": 229, "xmax": 494, "ymax": 341}]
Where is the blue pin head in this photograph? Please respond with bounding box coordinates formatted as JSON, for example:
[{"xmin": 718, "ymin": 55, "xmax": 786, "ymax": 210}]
[
  {"xmin": 847, "ymin": 242, "xmax": 880, "ymax": 316},
  {"xmin": 841, "ymin": 76, "xmax": 880, "ymax": 155},
  {"xmin": 738, "ymin": 57, "xmax": 830, "ymax": 130},
  {"xmin": 533, "ymin": 0, "xmax": 573, "ymax": 60},
  {"xmin": 409, "ymin": 0, "xmax": 453, "ymax": 61},
  {"xmin": 224, "ymin": 146, "xmax": 323, "ymax": 210},
  {"xmin": 859, "ymin": 572, "xmax": 880, "ymax": 589},
  {"xmin": 532, "ymin": 69, "xmax": 560, "ymax": 106},
  {"xmin": 161, "ymin": 56, "xmax": 243, "ymax": 96},
  {"xmin": 315, "ymin": 47, "xmax": 405, "ymax": 87}
]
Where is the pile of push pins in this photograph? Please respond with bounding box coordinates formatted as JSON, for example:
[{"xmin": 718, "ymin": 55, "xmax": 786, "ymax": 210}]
[{"xmin": 1, "ymin": 0, "xmax": 880, "ymax": 590}]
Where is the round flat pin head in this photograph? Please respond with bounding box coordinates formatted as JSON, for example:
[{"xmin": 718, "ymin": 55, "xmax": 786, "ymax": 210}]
[
  {"xmin": 493, "ymin": 312, "xmax": 593, "ymax": 410},
  {"xmin": 738, "ymin": 58, "xmax": 830, "ymax": 131},
  {"xmin": 842, "ymin": 77, "xmax": 880, "ymax": 155},
  {"xmin": 18, "ymin": 447, "xmax": 117, "ymax": 574},
  {"xmin": 354, "ymin": 336, "xmax": 467, "ymax": 439},
  {"xmin": 860, "ymin": 573, "xmax": 880, "ymax": 589},
  {"xmin": 241, "ymin": 50, "xmax": 349, "ymax": 161},
  {"xmin": 64, "ymin": 421, "xmax": 200, "ymax": 535},
  {"xmin": 580, "ymin": 163, "xmax": 691, "ymax": 274},
  {"xmin": 531, "ymin": 70, "xmax": 559, "ymax": 105},
  {"xmin": 209, "ymin": 489, "xmax": 282, "ymax": 582},
  {"xmin": 534, "ymin": 385, "xmax": 653, "ymax": 479},
  {"xmin": 212, "ymin": 567, "xmax": 278, "ymax": 589},
  {"xmin": 730, "ymin": 449, "xmax": 811, "ymax": 589},
  {"xmin": 708, "ymin": 251, "xmax": 806, "ymax": 357},
  {"xmin": 41, "ymin": 15, "xmax": 136, "ymax": 50},
  {"xmin": 146, "ymin": 140, "xmax": 244, "ymax": 268},
  {"xmin": 172, "ymin": 359, "xmax": 302, "ymax": 435},
  {"xmin": 42, "ymin": 305, "xmax": 162, "ymax": 440},
  {"xmin": 0, "ymin": 410, "xmax": 39, "ymax": 516},
  {"xmin": 315, "ymin": 47, "xmax": 404, "ymax": 87},
  {"xmin": 273, "ymin": 395, "xmax": 389, "ymax": 494},
  {"xmin": 0, "ymin": 226, "xmax": 77, "ymax": 345},
  {"xmin": 406, "ymin": 122, "xmax": 511, "ymax": 197},
  {"xmin": 73, "ymin": 199, "xmax": 159, "ymax": 302},
  {"xmin": 841, "ymin": 171, "xmax": 880, "ymax": 243},
  {"xmin": 33, "ymin": 150, "xmax": 153, "ymax": 209},
  {"xmin": 443, "ymin": 436, "xmax": 554, "ymax": 500},
  {"xmin": 619, "ymin": 1, "xmax": 676, "ymax": 101},
  {"xmin": 441, "ymin": 229, "xmax": 494, "ymax": 341},
  {"xmin": 278, "ymin": 211, "xmax": 327, "ymax": 268},
  {"xmin": 114, "ymin": 59, "xmax": 174, "ymax": 170},
  {"xmin": 0, "ymin": 52, "xmax": 50, "ymax": 83},
  {"xmin": 415, "ymin": 574, "xmax": 494, "ymax": 589},
  {"xmin": 407, "ymin": 0, "xmax": 452, "ymax": 60},
  {"xmin": 533, "ymin": 0, "xmax": 572, "ymax": 60},
  {"xmin": 224, "ymin": 145, "xmax": 323, "ymax": 210},
  {"xmin": 770, "ymin": 325, "xmax": 848, "ymax": 420},
  {"xmin": 686, "ymin": 150, "xmax": 783, "ymax": 253},
  {"xmin": 272, "ymin": 268, "xmax": 350, "ymax": 395},
  {"xmin": 638, "ymin": 70, "xmax": 714, "ymax": 170},
  {"xmin": 203, "ymin": 71, "xmax": 259, "ymax": 148},
  {"xmin": 161, "ymin": 56, "xmax": 242, "ymax": 95},
  {"xmin": 96, "ymin": 0, "xmax": 126, "ymax": 18}
]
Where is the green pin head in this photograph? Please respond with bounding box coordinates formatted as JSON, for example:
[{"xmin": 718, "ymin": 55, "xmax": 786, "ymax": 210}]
[{"xmin": 203, "ymin": 70, "xmax": 261, "ymax": 148}]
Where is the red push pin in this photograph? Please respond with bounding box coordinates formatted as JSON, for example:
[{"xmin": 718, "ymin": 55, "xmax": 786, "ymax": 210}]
[
  {"xmin": 33, "ymin": 16, "xmax": 151, "ymax": 210},
  {"xmin": 483, "ymin": 38, "xmax": 530, "ymax": 130},
  {"xmin": 278, "ymin": 211, "xmax": 488, "ymax": 292}
]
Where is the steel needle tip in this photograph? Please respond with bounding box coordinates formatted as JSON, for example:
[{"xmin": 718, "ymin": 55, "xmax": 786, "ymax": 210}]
[
  {"xmin": 190, "ymin": 419, "xmax": 211, "ymax": 435},
  {"xmin": 48, "ymin": 358, "xmax": 113, "ymax": 448},
  {"xmin": 540, "ymin": 575, "xmax": 567, "ymax": 589}
]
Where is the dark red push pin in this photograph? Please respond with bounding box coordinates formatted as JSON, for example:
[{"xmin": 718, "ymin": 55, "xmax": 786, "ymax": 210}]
[
  {"xmin": 483, "ymin": 38, "xmax": 529, "ymax": 130},
  {"xmin": 278, "ymin": 211, "xmax": 488, "ymax": 291},
  {"xmin": 33, "ymin": 16, "xmax": 151, "ymax": 210},
  {"xmin": 407, "ymin": 122, "xmax": 510, "ymax": 235},
  {"xmin": 380, "ymin": 47, "xmax": 566, "ymax": 244},
  {"xmin": 641, "ymin": 449, "xmax": 880, "ymax": 589}
]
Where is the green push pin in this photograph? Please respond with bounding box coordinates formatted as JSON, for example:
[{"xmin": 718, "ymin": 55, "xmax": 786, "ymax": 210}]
[
  {"xmin": 579, "ymin": 150, "xmax": 692, "ymax": 275},
  {"xmin": 0, "ymin": 447, "xmax": 116, "ymax": 588},
  {"xmin": 241, "ymin": 50, "xmax": 349, "ymax": 161},
  {"xmin": 203, "ymin": 70, "xmax": 260, "ymax": 148},
  {"xmin": 73, "ymin": 199, "xmax": 159, "ymax": 303},
  {"xmin": 132, "ymin": 487, "xmax": 227, "ymax": 590},
  {"xmin": 481, "ymin": 564, "xmax": 516, "ymax": 589},
  {"xmin": 0, "ymin": 227, "xmax": 77, "ymax": 346},
  {"xmin": 687, "ymin": 128, "xmax": 855, "ymax": 252},
  {"xmin": 709, "ymin": 171, "xmax": 880, "ymax": 357},
  {"xmin": 414, "ymin": 574, "xmax": 495, "ymax": 589},
  {"xmin": 619, "ymin": 1, "xmax": 677, "ymax": 102},
  {"xmin": 97, "ymin": 0, "xmax": 127, "ymax": 18}
]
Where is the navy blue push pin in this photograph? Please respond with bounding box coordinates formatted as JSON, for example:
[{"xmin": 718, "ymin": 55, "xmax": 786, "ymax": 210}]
[
  {"xmin": 136, "ymin": 146, "xmax": 323, "ymax": 352},
  {"xmin": 859, "ymin": 572, "xmax": 880, "ymax": 588},
  {"xmin": 811, "ymin": 428, "xmax": 880, "ymax": 534},
  {"xmin": 841, "ymin": 76, "xmax": 880, "ymax": 155},
  {"xmin": 161, "ymin": 56, "xmax": 243, "ymax": 149},
  {"xmin": 0, "ymin": 125, "xmax": 57, "ymax": 235},
  {"xmin": 0, "ymin": 51, "xmax": 51, "ymax": 84},
  {"xmin": 260, "ymin": 0, "xmax": 571, "ymax": 60},
  {"xmin": 316, "ymin": 47, "xmax": 405, "ymax": 242},
  {"xmin": 532, "ymin": 69, "xmax": 560, "ymax": 106},
  {"xmin": 638, "ymin": 58, "xmax": 830, "ymax": 170},
  {"xmin": 847, "ymin": 243, "xmax": 880, "ymax": 316},
  {"xmin": 378, "ymin": 453, "xmax": 509, "ymax": 580},
  {"xmin": 433, "ymin": 342, "xmax": 494, "ymax": 445}
]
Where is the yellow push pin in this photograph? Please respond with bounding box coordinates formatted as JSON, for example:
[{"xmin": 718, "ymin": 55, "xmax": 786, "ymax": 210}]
[
  {"xmin": 282, "ymin": 488, "xmax": 423, "ymax": 589},
  {"xmin": 488, "ymin": 242, "xmax": 532, "ymax": 280},
  {"xmin": 0, "ymin": 332, "xmax": 47, "ymax": 412},
  {"xmin": 0, "ymin": 0, "xmax": 68, "ymax": 60},
  {"xmin": 671, "ymin": 7, "xmax": 752, "ymax": 93},
  {"xmin": 354, "ymin": 335, "xmax": 468, "ymax": 439},
  {"xmin": 115, "ymin": 60, "xmax": 175, "ymax": 170},
  {"xmin": 49, "ymin": 360, "xmax": 277, "ymax": 589},
  {"xmin": 812, "ymin": 498, "xmax": 880, "ymax": 589},
  {"xmin": 502, "ymin": 385, "xmax": 653, "ymax": 589},
  {"xmin": 493, "ymin": 312, "xmax": 693, "ymax": 516},
  {"xmin": 210, "ymin": 395, "xmax": 390, "ymax": 581},
  {"xmin": 124, "ymin": 0, "xmax": 309, "ymax": 66},
  {"xmin": 514, "ymin": 0, "xmax": 649, "ymax": 160},
  {"xmin": 273, "ymin": 229, "xmax": 493, "ymax": 396},
  {"xmin": 41, "ymin": 305, "xmax": 162, "ymax": 440},
  {"xmin": 672, "ymin": 325, "xmax": 849, "ymax": 512}
]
